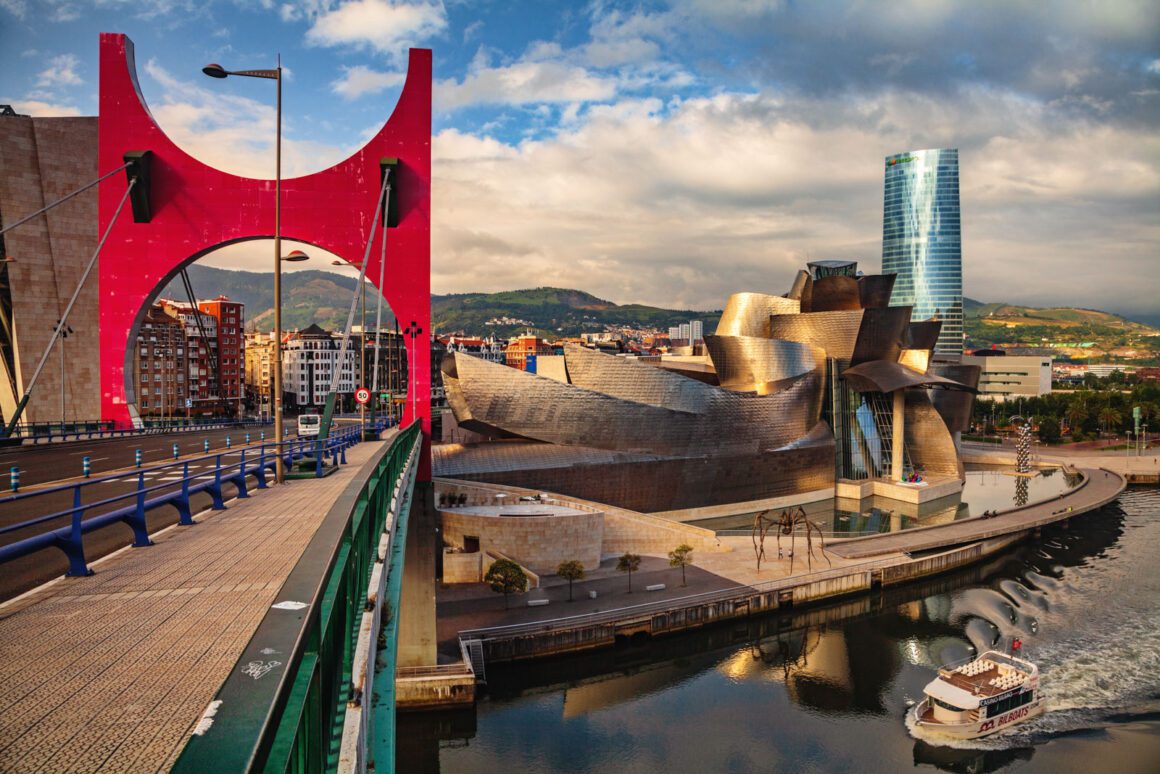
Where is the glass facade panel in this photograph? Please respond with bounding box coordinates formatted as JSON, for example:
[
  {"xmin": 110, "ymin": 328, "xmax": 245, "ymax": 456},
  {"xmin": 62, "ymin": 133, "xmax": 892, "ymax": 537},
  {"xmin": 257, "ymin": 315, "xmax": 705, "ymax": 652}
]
[{"xmin": 882, "ymin": 148, "xmax": 963, "ymax": 355}]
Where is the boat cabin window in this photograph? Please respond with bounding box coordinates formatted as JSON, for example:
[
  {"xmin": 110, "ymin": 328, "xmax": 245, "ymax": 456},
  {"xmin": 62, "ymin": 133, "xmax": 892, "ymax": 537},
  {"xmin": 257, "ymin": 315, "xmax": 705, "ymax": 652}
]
[
  {"xmin": 985, "ymin": 690, "xmax": 1033, "ymax": 718},
  {"xmin": 931, "ymin": 697, "xmax": 966, "ymax": 713}
]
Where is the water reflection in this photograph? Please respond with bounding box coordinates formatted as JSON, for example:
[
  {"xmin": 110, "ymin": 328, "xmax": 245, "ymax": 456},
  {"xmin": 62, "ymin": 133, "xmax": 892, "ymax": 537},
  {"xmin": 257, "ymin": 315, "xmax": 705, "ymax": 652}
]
[
  {"xmin": 404, "ymin": 492, "xmax": 1160, "ymax": 774},
  {"xmin": 689, "ymin": 468, "xmax": 1082, "ymax": 537}
]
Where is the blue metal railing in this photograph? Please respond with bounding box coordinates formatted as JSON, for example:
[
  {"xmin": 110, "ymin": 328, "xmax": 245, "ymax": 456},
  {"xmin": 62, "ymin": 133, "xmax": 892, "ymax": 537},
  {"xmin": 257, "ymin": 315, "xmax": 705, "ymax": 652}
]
[
  {"xmin": 0, "ymin": 425, "xmax": 372, "ymax": 577},
  {"xmin": 3, "ymin": 417, "xmax": 274, "ymax": 445}
]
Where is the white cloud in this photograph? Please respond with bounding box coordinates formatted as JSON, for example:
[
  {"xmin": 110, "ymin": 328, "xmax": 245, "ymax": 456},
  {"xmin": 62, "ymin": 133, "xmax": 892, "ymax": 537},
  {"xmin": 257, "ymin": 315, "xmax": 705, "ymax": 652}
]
[
  {"xmin": 428, "ymin": 84, "xmax": 1160, "ymax": 315},
  {"xmin": 36, "ymin": 53, "xmax": 83, "ymax": 87},
  {"xmin": 0, "ymin": 0, "xmax": 27, "ymax": 18},
  {"xmin": 2, "ymin": 97, "xmax": 82, "ymax": 116},
  {"xmin": 141, "ymin": 59, "xmax": 354, "ymax": 178},
  {"xmin": 304, "ymin": 0, "xmax": 447, "ymax": 56},
  {"xmin": 332, "ymin": 65, "xmax": 404, "ymax": 100},
  {"xmin": 436, "ymin": 60, "xmax": 620, "ymax": 111}
]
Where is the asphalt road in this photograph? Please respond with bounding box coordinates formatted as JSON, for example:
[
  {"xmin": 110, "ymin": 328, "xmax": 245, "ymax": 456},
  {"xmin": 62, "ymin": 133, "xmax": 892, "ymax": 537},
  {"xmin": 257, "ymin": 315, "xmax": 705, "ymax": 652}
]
[{"xmin": 0, "ymin": 420, "xmax": 333, "ymax": 602}]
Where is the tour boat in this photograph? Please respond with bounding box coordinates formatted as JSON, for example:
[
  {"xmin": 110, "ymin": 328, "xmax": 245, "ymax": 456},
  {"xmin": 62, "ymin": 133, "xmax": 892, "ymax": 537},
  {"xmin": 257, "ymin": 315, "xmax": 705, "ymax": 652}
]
[{"xmin": 911, "ymin": 648, "xmax": 1043, "ymax": 739}]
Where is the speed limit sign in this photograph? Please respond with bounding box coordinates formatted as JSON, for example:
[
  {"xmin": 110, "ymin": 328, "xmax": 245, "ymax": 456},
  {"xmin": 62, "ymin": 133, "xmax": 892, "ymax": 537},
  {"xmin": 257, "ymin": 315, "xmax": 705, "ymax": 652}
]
[{"xmin": 355, "ymin": 387, "xmax": 371, "ymax": 405}]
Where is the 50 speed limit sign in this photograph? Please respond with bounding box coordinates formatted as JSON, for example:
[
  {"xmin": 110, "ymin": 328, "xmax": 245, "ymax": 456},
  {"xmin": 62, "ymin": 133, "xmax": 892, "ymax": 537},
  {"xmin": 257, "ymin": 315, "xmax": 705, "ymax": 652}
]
[{"xmin": 355, "ymin": 387, "xmax": 371, "ymax": 405}]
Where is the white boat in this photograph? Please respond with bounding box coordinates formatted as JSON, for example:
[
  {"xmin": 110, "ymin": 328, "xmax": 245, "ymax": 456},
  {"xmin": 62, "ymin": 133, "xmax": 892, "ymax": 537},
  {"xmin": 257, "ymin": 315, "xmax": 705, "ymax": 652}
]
[{"xmin": 911, "ymin": 650, "xmax": 1044, "ymax": 739}]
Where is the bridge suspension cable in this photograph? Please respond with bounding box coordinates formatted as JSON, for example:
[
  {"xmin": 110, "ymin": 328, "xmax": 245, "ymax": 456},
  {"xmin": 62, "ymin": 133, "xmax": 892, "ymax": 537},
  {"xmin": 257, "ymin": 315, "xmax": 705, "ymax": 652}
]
[
  {"xmin": 0, "ymin": 162, "xmax": 131, "ymax": 238},
  {"xmin": 4, "ymin": 175, "xmax": 138, "ymax": 436},
  {"xmin": 320, "ymin": 166, "xmax": 392, "ymax": 437}
]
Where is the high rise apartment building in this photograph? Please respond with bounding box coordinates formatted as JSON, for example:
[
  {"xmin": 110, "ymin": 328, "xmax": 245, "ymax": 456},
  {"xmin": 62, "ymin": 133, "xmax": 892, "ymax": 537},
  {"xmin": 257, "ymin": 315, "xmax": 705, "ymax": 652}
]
[
  {"xmin": 882, "ymin": 148, "xmax": 963, "ymax": 355},
  {"xmin": 197, "ymin": 296, "xmax": 245, "ymax": 415},
  {"xmin": 282, "ymin": 324, "xmax": 358, "ymax": 408},
  {"xmin": 690, "ymin": 320, "xmax": 704, "ymax": 343},
  {"xmin": 134, "ymin": 304, "xmax": 187, "ymax": 419}
]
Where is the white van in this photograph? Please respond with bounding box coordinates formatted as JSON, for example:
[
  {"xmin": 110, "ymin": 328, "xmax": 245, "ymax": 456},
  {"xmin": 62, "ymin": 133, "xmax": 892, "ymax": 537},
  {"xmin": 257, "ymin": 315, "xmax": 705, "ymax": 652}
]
[{"xmin": 297, "ymin": 413, "xmax": 321, "ymax": 437}]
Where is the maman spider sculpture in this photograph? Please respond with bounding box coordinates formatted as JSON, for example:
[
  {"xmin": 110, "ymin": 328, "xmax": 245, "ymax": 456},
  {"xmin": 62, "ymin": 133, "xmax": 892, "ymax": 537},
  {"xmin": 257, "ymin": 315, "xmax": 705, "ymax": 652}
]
[
  {"xmin": 751, "ymin": 506, "xmax": 831, "ymax": 573},
  {"xmin": 778, "ymin": 506, "xmax": 830, "ymax": 572}
]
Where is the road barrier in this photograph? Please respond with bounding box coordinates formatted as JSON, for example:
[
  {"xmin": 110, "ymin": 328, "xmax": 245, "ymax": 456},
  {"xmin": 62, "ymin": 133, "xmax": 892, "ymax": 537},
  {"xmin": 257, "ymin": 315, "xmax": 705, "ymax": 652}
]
[
  {"xmin": 173, "ymin": 421, "xmax": 421, "ymax": 774},
  {"xmin": 0, "ymin": 423, "xmax": 378, "ymax": 577}
]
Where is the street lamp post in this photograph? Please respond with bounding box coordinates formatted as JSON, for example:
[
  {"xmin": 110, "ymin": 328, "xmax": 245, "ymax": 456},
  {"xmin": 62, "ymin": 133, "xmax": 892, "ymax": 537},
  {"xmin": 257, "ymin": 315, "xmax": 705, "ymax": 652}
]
[{"xmin": 203, "ymin": 59, "xmax": 300, "ymax": 482}]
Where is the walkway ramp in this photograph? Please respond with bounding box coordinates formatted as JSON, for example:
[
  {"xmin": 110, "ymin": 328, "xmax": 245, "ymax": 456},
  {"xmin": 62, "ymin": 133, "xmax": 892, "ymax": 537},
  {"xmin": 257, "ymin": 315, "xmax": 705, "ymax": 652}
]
[
  {"xmin": 827, "ymin": 467, "xmax": 1125, "ymax": 559},
  {"xmin": 0, "ymin": 438, "xmax": 388, "ymax": 773}
]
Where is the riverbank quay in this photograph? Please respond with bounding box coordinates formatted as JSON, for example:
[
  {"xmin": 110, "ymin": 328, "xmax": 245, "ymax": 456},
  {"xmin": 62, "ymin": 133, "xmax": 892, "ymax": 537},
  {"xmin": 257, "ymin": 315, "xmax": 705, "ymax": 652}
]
[
  {"xmin": 448, "ymin": 467, "xmax": 1124, "ymax": 665},
  {"xmin": 0, "ymin": 437, "xmax": 388, "ymax": 773}
]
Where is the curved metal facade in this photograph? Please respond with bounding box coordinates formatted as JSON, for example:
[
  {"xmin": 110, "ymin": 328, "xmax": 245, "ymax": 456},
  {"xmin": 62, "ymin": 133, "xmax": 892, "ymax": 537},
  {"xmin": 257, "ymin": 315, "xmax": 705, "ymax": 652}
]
[
  {"xmin": 439, "ymin": 259, "xmax": 968, "ymax": 511},
  {"xmin": 716, "ymin": 293, "xmax": 800, "ymax": 337}
]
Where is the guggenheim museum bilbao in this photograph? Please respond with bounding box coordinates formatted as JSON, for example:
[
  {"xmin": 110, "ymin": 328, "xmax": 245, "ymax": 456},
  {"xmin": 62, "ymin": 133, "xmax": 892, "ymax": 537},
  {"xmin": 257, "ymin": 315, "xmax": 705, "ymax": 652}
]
[{"xmin": 434, "ymin": 260, "xmax": 979, "ymax": 514}]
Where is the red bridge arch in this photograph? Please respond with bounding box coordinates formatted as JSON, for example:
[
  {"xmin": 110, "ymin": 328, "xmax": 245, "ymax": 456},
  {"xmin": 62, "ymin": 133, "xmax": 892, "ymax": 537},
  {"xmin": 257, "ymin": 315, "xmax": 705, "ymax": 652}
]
[{"xmin": 97, "ymin": 34, "xmax": 432, "ymax": 478}]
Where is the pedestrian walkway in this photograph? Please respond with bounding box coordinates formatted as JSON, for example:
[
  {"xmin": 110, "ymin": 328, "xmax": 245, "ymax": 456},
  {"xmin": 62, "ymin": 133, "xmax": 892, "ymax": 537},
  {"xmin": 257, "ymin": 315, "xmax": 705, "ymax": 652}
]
[
  {"xmin": 827, "ymin": 466, "xmax": 1125, "ymax": 559},
  {"xmin": 0, "ymin": 437, "xmax": 387, "ymax": 774}
]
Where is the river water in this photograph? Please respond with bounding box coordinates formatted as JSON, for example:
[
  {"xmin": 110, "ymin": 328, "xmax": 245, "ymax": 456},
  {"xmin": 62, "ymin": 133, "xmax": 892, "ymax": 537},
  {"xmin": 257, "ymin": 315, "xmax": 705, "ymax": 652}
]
[{"xmin": 400, "ymin": 488, "xmax": 1160, "ymax": 773}]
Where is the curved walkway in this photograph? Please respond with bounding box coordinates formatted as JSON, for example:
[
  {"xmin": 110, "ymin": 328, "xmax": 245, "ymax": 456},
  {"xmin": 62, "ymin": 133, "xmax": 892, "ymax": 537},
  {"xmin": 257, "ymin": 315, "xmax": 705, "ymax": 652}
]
[{"xmin": 827, "ymin": 467, "xmax": 1125, "ymax": 559}]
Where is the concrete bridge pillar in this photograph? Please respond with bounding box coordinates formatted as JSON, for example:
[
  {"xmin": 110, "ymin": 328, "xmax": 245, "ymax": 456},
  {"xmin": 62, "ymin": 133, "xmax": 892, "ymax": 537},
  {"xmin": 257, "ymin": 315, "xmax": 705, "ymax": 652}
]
[{"xmin": 398, "ymin": 482, "xmax": 437, "ymax": 666}]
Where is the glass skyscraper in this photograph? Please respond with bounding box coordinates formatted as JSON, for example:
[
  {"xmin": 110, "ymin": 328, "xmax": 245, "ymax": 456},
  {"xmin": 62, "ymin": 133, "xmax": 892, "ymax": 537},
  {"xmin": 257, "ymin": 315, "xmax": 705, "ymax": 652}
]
[{"xmin": 882, "ymin": 148, "xmax": 963, "ymax": 355}]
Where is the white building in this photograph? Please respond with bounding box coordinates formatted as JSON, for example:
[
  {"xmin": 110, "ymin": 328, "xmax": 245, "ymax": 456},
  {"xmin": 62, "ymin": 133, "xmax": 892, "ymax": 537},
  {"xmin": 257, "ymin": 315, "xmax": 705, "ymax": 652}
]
[
  {"xmin": 961, "ymin": 353, "xmax": 1052, "ymax": 401},
  {"xmin": 282, "ymin": 324, "xmax": 359, "ymax": 408},
  {"xmin": 690, "ymin": 320, "xmax": 704, "ymax": 343},
  {"xmin": 678, "ymin": 322, "xmax": 692, "ymax": 341},
  {"xmin": 668, "ymin": 326, "xmax": 680, "ymax": 340}
]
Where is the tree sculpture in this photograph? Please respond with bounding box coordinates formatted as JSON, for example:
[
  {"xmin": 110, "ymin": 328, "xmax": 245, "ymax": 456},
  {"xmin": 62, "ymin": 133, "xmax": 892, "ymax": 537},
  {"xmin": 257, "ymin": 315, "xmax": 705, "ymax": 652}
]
[
  {"xmin": 557, "ymin": 559, "xmax": 585, "ymax": 602},
  {"xmin": 484, "ymin": 558, "xmax": 528, "ymax": 609},
  {"xmin": 617, "ymin": 552, "xmax": 642, "ymax": 592},
  {"xmin": 669, "ymin": 544, "xmax": 694, "ymax": 587},
  {"xmin": 776, "ymin": 506, "xmax": 831, "ymax": 573}
]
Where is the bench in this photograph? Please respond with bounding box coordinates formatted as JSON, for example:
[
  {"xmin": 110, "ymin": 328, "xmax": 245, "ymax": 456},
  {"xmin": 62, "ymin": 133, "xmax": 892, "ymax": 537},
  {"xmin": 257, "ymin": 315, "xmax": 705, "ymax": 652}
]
[{"xmin": 645, "ymin": 583, "xmax": 666, "ymax": 592}]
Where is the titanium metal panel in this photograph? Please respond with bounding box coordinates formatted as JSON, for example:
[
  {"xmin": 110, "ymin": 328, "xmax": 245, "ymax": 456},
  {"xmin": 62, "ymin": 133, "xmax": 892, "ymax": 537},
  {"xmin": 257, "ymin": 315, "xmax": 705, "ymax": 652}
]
[
  {"xmin": 904, "ymin": 389, "xmax": 962, "ymax": 478},
  {"xmin": 787, "ymin": 270, "xmax": 811, "ymax": 301},
  {"xmin": 444, "ymin": 349, "xmax": 824, "ymax": 459},
  {"xmin": 810, "ymin": 275, "xmax": 862, "ymax": 312},
  {"xmin": 898, "ymin": 349, "xmax": 931, "ymax": 373},
  {"xmin": 929, "ymin": 361, "xmax": 981, "ymax": 433},
  {"xmin": 851, "ymin": 306, "xmax": 912, "ymax": 365},
  {"xmin": 857, "ymin": 274, "xmax": 897, "ymax": 309},
  {"xmin": 767, "ymin": 310, "xmax": 864, "ymax": 360},
  {"xmin": 716, "ymin": 293, "xmax": 801, "ymax": 337},
  {"xmin": 841, "ymin": 359, "xmax": 971, "ymax": 394},
  {"xmin": 704, "ymin": 335, "xmax": 823, "ymax": 392},
  {"xmin": 906, "ymin": 320, "xmax": 942, "ymax": 351},
  {"xmin": 563, "ymin": 344, "xmax": 713, "ymax": 413}
]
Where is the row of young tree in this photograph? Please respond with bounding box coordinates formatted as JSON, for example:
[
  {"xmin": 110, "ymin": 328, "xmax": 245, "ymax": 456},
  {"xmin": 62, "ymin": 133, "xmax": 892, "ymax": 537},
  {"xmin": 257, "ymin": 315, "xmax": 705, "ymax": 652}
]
[
  {"xmin": 971, "ymin": 379, "xmax": 1160, "ymax": 443},
  {"xmin": 482, "ymin": 545, "xmax": 696, "ymax": 608}
]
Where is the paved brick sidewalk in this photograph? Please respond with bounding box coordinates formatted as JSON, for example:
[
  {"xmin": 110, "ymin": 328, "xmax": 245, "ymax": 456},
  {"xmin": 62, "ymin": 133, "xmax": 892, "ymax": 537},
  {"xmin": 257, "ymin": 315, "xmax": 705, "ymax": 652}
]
[{"xmin": 0, "ymin": 439, "xmax": 385, "ymax": 774}]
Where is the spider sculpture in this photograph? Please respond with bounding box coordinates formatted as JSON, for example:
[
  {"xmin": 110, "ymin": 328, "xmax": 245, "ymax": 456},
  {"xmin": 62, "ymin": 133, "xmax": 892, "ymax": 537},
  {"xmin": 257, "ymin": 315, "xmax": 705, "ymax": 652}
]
[
  {"xmin": 751, "ymin": 506, "xmax": 831, "ymax": 573},
  {"xmin": 777, "ymin": 506, "xmax": 831, "ymax": 573}
]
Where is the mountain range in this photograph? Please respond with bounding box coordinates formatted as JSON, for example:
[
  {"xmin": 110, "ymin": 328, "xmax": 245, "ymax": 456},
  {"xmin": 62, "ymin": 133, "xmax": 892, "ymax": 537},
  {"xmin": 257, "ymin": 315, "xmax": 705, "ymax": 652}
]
[{"xmin": 166, "ymin": 266, "xmax": 1156, "ymax": 359}]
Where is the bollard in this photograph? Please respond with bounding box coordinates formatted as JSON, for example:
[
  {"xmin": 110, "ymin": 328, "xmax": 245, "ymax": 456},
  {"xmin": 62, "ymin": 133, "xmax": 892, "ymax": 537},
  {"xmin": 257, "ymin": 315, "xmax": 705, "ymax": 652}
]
[
  {"xmin": 83, "ymin": 456, "xmax": 91, "ymax": 478},
  {"xmin": 226, "ymin": 435, "xmax": 232, "ymax": 449},
  {"xmin": 204, "ymin": 438, "xmax": 210, "ymax": 453},
  {"xmin": 173, "ymin": 443, "xmax": 179, "ymax": 460},
  {"xmin": 245, "ymin": 432, "xmax": 251, "ymax": 444},
  {"xmin": 10, "ymin": 466, "xmax": 19, "ymax": 492},
  {"xmin": 260, "ymin": 431, "xmax": 265, "ymax": 442},
  {"xmin": 135, "ymin": 448, "xmax": 142, "ymax": 468}
]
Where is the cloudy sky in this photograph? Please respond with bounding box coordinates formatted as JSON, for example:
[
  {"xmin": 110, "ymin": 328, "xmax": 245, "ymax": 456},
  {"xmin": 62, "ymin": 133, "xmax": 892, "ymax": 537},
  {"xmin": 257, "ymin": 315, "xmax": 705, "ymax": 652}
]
[{"xmin": 2, "ymin": 1, "xmax": 1158, "ymax": 318}]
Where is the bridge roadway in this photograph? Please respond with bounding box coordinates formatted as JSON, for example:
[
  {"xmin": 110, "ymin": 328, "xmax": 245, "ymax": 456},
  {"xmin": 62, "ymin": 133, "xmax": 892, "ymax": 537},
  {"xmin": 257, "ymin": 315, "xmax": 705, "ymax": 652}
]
[
  {"xmin": 0, "ymin": 420, "xmax": 344, "ymax": 601},
  {"xmin": 827, "ymin": 466, "xmax": 1126, "ymax": 559},
  {"xmin": 0, "ymin": 434, "xmax": 389, "ymax": 773}
]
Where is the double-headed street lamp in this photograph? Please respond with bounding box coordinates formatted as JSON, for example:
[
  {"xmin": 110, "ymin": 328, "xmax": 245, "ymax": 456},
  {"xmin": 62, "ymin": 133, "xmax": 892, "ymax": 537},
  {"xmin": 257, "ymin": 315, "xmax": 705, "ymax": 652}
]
[{"xmin": 203, "ymin": 59, "xmax": 307, "ymax": 483}]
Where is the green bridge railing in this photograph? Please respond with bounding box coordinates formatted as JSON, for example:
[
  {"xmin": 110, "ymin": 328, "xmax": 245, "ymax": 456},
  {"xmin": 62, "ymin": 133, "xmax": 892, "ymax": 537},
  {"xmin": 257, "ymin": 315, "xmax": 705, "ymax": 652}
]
[{"xmin": 174, "ymin": 421, "xmax": 422, "ymax": 773}]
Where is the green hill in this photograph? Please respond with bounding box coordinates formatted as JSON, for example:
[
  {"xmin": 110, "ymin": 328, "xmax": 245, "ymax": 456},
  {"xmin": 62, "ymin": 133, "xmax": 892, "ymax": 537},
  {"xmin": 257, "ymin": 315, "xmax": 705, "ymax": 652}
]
[
  {"xmin": 963, "ymin": 298, "xmax": 1159, "ymax": 359},
  {"xmin": 166, "ymin": 269, "xmax": 719, "ymax": 337}
]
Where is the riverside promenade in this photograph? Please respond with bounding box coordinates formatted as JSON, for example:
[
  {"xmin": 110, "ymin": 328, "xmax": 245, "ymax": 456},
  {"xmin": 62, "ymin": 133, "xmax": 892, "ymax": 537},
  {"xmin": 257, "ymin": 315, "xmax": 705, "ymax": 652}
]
[
  {"xmin": 0, "ymin": 437, "xmax": 388, "ymax": 773},
  {"xmin": 448, "ymin": 465, "xmax": 1126, "ymax": 663}
]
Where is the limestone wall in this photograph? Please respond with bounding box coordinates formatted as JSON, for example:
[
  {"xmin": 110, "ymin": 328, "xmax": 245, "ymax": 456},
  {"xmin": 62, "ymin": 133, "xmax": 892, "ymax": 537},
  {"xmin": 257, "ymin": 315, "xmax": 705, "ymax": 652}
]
[{"xmin": 442, "ymin": 509, "xmax": 603, "ymax": 576}]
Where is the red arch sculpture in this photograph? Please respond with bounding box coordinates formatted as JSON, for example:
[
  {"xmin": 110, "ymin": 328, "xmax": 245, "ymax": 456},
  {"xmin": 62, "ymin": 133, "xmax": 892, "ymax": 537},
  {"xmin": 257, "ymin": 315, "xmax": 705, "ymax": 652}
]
[{"xmin": 97, "ymin": 34, "xmax": 432, "ymax": 479}]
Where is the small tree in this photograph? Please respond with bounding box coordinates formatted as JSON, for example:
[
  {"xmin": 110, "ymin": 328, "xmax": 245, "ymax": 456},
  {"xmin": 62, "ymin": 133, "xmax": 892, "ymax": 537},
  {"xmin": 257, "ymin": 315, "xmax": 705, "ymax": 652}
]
[
  {"xmin": 1037, "ymin": 417, "xmax": 1061, "ymax": 444},
  {"xmin": 484, "ymin": 558, "xmax": 528, "ymax": 609},
  {"xmin": 616, "ymin": 552, "xmax": 641, "ymax": 592},
  {"xmin": 557, "ymin": 559, "xmax": 585, "ymax": 602},
  {"xmin": 669, "ymin": 544, "xmax": 694, "ymax": 587}
]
